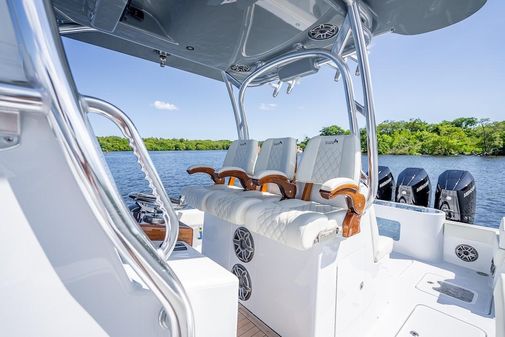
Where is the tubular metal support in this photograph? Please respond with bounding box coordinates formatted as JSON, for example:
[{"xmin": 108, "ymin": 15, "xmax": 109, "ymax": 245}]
[
  {"xmin": 0, "ymin": 83, "xmax": 44, "ymax": 113},
  {"xmin": 222, "ymin": 71, "xmax": 246, "ymax": 140},
  {"xmin": 331, "ymin": 16, "xmax": 352, "ymax": 55},
  {"xmin": 238, "ymin": 49, "xmax": 358, "ymax": 139},
  {"xmin": 59, "ymin": 23, "xmax": 97, "ymax": 35},
  {"xmin": 84, "ymin": 96, "xmax": 180, "ymax": 258},
  {"xmin": 7, "ymin": 1, "xmax": 194, "ymax": 336},
  {"xmin": 347, "ymin": 0, "xmax": 378, "ymax": 208}
]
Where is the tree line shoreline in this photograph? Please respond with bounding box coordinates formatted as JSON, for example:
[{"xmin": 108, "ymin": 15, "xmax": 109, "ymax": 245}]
[{"xmin": 98, "ymin": 117, "xmax": 505, "ymax": 156}]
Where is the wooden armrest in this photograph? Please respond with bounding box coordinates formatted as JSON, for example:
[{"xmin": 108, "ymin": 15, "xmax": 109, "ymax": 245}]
[
  {"xmin": 252, "ymin": 175, "xmax": 296, "ymax": 199},
  {"xmin": 140, "ymin": 222, "xmax": 193, "ymax": 246},
  {"xmin": 187, "ymin": 166, "xmax": 224, "ymax": 184},
  {"xmin": 319, "ymin": 182, "xmax": 365, "ymax": 237},
  {"xmin": 217, "ymin": 169, "xmax": 255, "ymax": 190}
]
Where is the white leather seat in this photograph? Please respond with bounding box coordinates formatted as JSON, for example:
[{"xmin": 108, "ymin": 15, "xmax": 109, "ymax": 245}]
[
  {"xmin": 181, "ymin": 184, "xmax": 242, "ymax": 211},
  {"xmin": 243, "ymin": 135, "xmax": 393, "ymax": 256},
  {"xmin": 205, "ymin": 137, "xmax": 297, "ymax": 224},
  {"xmin": 180, "ymin": 139, "xmax": 258, "ymax": 210},
  {"xmin": 245, "ymin": 200, "xmax": 347, "ymax": 250}
]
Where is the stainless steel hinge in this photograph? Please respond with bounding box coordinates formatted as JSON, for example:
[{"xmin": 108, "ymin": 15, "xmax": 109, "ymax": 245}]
[{"xmin": 0, "ymin": 110, "xmax": 20, "ymax": 150}]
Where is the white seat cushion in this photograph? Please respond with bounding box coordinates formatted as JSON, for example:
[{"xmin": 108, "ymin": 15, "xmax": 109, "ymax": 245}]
[
  {"xmin": 203, "ymin": 137, "xmax": 297, "ymax": 223},
  {"xmin": 205, "ymin": 190, "xmax": 280, "ymax": 224},
  {"xmin": 180, "ymin": 184, "xmax": 241, "ymax": 210},
  {"xmin": 244, "ymin": 201, "xmax": 345, "ymax": 250}
]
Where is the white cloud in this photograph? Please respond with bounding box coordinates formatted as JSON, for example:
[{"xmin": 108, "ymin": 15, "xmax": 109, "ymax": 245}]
[
  {"xmin": 259, "ymin": 103, "xmax": 277, "ymax": 111},
  {"xmin": 152, "ymin": 100, "xmax": 178, "ymax": 111}
]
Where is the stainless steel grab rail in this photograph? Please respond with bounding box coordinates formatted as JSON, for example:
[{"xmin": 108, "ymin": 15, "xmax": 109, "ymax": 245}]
[
  {"xmin": 238, "ymin": 49, "xmax": 359, "ymax": 149},
  {"xmin": 84, "ymin": 96, "xmax": 180, "ymax": 259},
  {"xmin": 6, "ymin": 1, "xmax": 194, "ymax": 336},
  {"xmin": 346, "ymin": 0, "xmax": 378, "ymax": 208}
]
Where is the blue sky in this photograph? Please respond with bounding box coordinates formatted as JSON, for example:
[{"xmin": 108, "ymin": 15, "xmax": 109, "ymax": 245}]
[{"xmin": 64, "ymin": 0, "xmax": 504, "ymax": 141}]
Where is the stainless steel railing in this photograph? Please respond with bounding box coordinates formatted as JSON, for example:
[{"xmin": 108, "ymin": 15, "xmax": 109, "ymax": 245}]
[
  {"xmin": 6, "ymin": 1, "xmax": 194, "ymax": 336},
  {"xmin": 346, "ymin": 0, "xmax": 378, "ymax": 208},
  {"xmin": 84, "ymin": 96, "xmax": 180, "ymax": 259},
  {"xmin": 238, "ymin": 49, "xmax": 358, "ymax": 140}
]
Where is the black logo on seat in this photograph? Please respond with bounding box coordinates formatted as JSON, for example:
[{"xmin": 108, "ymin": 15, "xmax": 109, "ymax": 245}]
[{"xmin": 324, "ymin": 138, "xmax": 339, "ymax": 144}]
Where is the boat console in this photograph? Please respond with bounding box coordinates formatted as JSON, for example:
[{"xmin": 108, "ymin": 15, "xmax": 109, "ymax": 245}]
[{"xmin": 1, "ymin": 0, "xmax": 502, "ymax": 337}]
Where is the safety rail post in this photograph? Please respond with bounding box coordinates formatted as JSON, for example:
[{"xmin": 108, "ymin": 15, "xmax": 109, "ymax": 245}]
[
  {"xmin": 222, "ymin": 71, "xmax": 246, "ymax": 140},
  {"xmin": 346, "ymin": 0, "xmax": 379, "ymax": 208}
]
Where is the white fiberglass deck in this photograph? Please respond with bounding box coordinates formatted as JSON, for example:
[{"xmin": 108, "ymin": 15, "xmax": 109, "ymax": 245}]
[{"xmin": 367, "ymin": 253, "xmax": 495, "ymax": 337}]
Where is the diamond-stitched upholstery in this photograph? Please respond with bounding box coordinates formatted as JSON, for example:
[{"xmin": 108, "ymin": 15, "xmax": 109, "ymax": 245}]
[
  {"xmin": 180, "ymin": 184, "xmax": 241, "ymax": 210},
  {"xmin": 244, "ymin": 201, "xmax": 345, "ymax": 250},
  {"xmin": 205, "ymin": 190, "xmax": 266, "ymax": 224},
  {"xmin": 181, "ymin": 139, "xmax": 258, "ymax": 209},
  {"xmin": 205, "ymin": 138, "xmax": 297, "ymax": 222},
  {"xmin": 293, "ymin": 135, "xmax": 361, "ymax": 208},
  {"xmin": 222, "ymin": 140, "xmax": 259, "ymax": 175},
  {"xmin": 236, "ymin": 135, "xmax": 362, "ymax": 250},
  {"xmin": 254, "ymin": 138, "xmax": 297, "ymax": 179}
]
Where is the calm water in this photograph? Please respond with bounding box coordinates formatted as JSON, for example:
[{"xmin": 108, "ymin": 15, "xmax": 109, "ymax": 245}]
[{"xmin": 104, "ymin": 151, "xmax": 505, "ymax": 228}]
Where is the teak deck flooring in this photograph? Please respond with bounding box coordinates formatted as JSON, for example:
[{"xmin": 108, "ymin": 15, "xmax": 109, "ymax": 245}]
[{"xmin": 237, "ymin": 304, "xmax": 280, "ymax": 337}]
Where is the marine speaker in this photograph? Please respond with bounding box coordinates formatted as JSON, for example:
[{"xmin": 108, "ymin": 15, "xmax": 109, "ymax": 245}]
[
  {"xmin": 232, "ymin": 264, "xmax": 252, "ymax": 301},
  {"xmin": 233, "ymin": 227, "xmax": 254, "ymax": 263},
  {"xmin": 308, "ymin": 23, "xmax": 338, "ymax": 40},
  {"xmin": 229, "ymin": 64, "xmax": 251, "ymax": 73},
  {"xmin": 455, "ymin": 244, "xmax": 478, "ymax": 262}
]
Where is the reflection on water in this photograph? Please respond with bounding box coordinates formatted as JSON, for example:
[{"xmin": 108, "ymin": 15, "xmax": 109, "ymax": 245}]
[{"xmin": 104, "ymin": 151, "xmax": 505, "ymax": 228}]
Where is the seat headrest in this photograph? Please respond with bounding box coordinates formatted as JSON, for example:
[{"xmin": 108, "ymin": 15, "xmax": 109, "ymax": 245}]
[
  {"xmin": 222, "ymin": 140, "xmax": 259, "ymax": 175},
  {"xmin": 294, "ymin": 135, "xmax": 361, "ymax": 207},
  {"xmin": 297, "ymin": 135, "xmax": 361, "ymax": 184},
  {"xmin": 254, "ymin": 137, "xmax": 297, "ymax": 179}
]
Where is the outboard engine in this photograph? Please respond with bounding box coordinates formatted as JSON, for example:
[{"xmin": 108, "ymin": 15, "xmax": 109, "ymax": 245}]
[
  {"xmin": 396, "ymin": 168, "xmax": 431, "ymax": 207},
  {"xmin": 435, "ymin": 170, "xmax": 476, "ymax": 223},
  {"xmin": 377, "ymin": 166, "xmax": 395, "ymax": 201}
]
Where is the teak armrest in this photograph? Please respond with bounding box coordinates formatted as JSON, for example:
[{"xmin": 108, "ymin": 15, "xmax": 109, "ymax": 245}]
[
  {"xmin": 319, "ymin": 178, "xmax": 366, "ymax": 237},
  {"xmin": 140, "ymin": 223, "xmax": 193, "ymax": 246},
  {"xmin": 217, "ymin": 167, "xmax": 255, "ymax": 190},
  {"xmin": 252, "ymin": 174, "xmax": 296, "ymax": 199},
  {"xmin": 187, "ymin": 165, "xmax": 224, "ymax": 184}
]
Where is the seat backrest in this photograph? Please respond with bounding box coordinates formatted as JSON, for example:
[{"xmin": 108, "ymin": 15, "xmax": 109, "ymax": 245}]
[
  {"xmin": 254, "ymin": 137, "xmax": 297, "ymax": 179},
  {"xmin": 295, "ymin": 135, "xmax": 361, "ymax": 207},
  {"xmin": 222, "ymin": 140, "xmax": 259, "ymax": 175}
]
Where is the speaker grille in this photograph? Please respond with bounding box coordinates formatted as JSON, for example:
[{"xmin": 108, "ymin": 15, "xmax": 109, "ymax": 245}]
[
  {"xmin": 455, "ymin": 244, "xmax": 478, "ymax": 262},
  {"xmin": 308, "ymin": 23, "xmax": 338, "ymax": 40},
  {"xmin": 233, "ymin": 227, "xmax": 254, "ymax": 263},
  {"xmin": 229, "ymin": 64, "xmax": 251, "ymax": 73},
  {"xmin": 232, "ymin": 264, "xmax": 252, "ymax": 301}
]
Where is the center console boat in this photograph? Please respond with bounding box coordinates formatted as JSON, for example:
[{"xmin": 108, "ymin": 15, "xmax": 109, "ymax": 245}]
[{"xmin": 0, "ymin": 0, "xmax": 502, "ymax": 336}]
